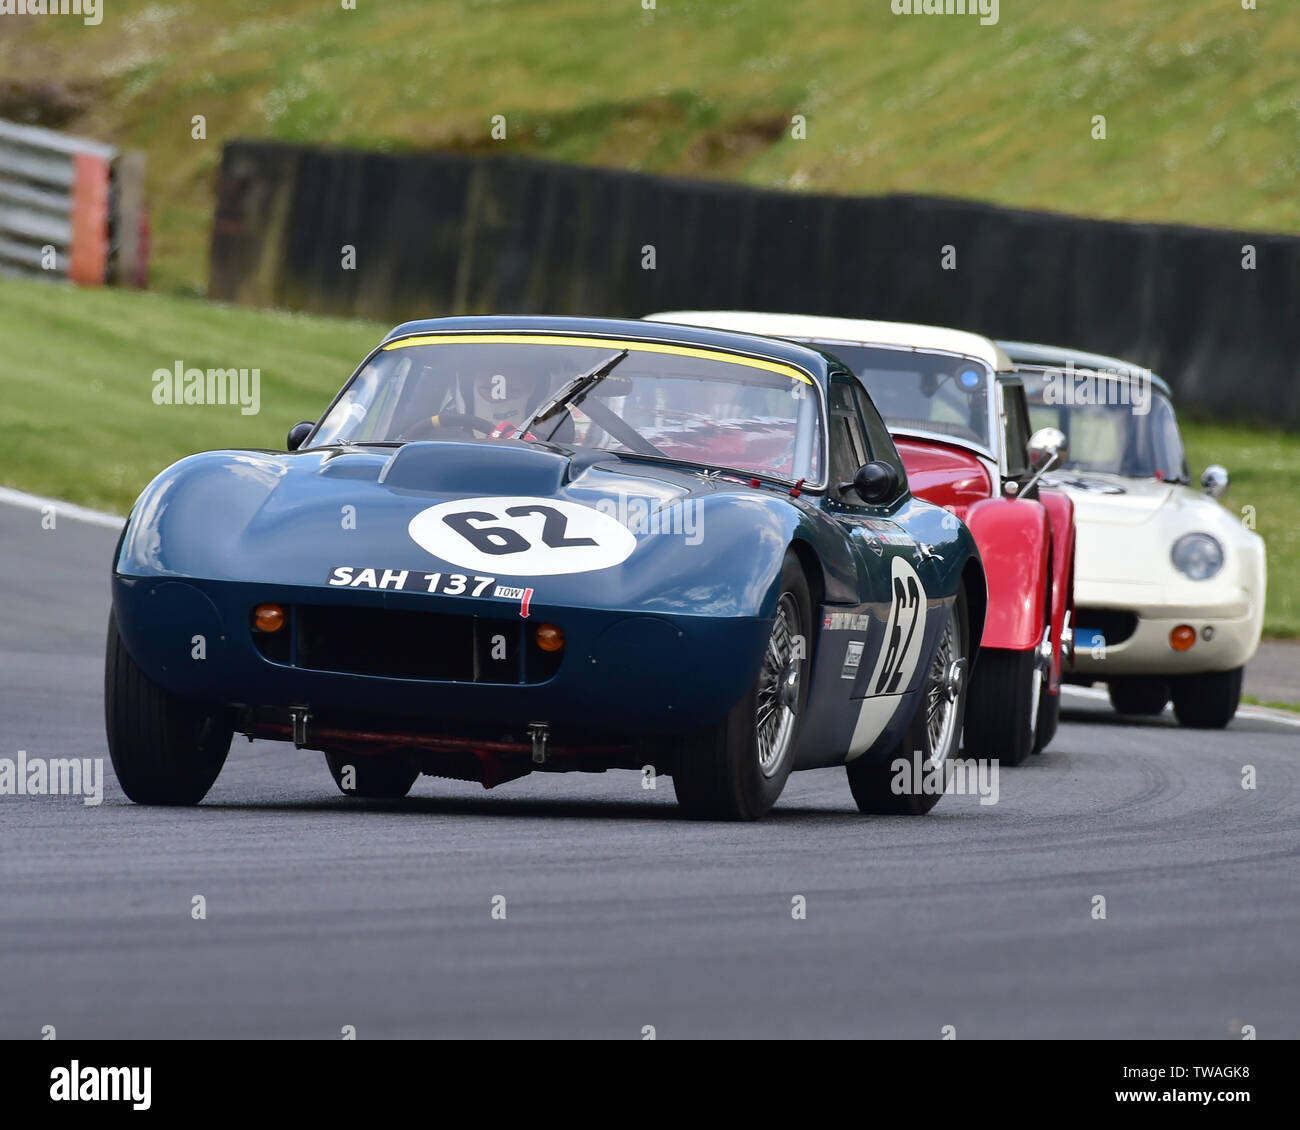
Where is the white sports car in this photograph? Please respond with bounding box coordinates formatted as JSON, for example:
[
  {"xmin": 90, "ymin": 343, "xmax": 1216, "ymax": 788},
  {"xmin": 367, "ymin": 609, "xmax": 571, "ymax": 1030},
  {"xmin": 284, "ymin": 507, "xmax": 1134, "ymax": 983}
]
[{"xmin": 1003, "ymin": 342, "xmax": 1266, "ymax": 728}]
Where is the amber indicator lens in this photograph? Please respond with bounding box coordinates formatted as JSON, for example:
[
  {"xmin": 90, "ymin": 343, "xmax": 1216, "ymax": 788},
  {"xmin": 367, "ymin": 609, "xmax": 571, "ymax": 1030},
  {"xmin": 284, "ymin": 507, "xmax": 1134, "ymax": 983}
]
[
  {"xmin": 535, "ymin": 623, "xmax": 565, "ymax": 652},
  {"xmin": 253, "ymin": 603, "xmax": 286, "ymax": 633},
  {"xmin": 1169, "ymin": 625, "xmax": 1196, "ymax": 652}
]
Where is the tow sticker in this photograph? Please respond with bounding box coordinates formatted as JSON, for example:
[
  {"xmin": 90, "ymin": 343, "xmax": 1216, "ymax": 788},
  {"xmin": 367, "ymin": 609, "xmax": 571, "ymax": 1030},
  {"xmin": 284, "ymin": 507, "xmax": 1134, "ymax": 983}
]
[
  {"xmin": 495, "ymin": 584, "xmax": 535, "ymax": 617},
  {"xmin": 408, "ymin": 496, "xmax": 637, "ymax": 576}
]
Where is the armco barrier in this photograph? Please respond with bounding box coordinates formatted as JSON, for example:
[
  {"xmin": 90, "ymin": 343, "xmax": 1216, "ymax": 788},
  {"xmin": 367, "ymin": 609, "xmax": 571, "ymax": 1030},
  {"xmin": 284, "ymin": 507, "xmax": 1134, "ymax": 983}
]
[
  {"xmin": 208, "ymin": 141, "xmax": 1299, "ymax": 427},
  {"xmin": 0, "ymin": 118, "xmax": 148, "ymax": 287}
]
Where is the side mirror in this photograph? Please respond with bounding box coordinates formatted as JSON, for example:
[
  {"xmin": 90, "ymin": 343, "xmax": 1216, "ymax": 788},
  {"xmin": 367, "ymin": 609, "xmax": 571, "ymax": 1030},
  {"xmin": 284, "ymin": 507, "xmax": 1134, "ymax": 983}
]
[
  {"xmin": 287, "ymin": 421, "xmax": 315, "ymax": 451},
  {"xmin": 1201, "ymin": 464, "xmax": 1229, "ymax": 498},
  {"xmin": 841, "ymin": 461, "xmax": 900, "ymax": 505},
  {"xmin": 1027, "ymin": 426, "xmax": 1068, "ymax": 472}
]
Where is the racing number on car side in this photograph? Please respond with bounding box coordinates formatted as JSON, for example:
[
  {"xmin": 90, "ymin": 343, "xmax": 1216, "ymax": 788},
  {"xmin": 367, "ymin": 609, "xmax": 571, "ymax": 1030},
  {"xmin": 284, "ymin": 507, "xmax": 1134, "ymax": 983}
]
[
  {"xmin": 408, "ymin": 496, "xmax": 638, "ymax": 576},
  {"xmin": 863, "ymin": 556, "xmax": 929, "ymax": 697},
  {"xmin": 442, "ymin": 505, "xmax": 599, "ymax": 556},
  {"xmin": 875, "ymin": 569, "xmax": 924, "ymax": 695}
]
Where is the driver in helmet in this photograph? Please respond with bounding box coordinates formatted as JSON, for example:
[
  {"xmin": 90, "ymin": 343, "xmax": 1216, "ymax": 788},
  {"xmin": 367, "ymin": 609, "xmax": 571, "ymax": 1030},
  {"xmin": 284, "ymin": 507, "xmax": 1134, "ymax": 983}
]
[
  {"xmin": 422, "ymin": 366, "xmax": 541, "ymax": 439},
  {"xmin": 471, "ymin": 370, "xmax": 539, "ymax": 439}
]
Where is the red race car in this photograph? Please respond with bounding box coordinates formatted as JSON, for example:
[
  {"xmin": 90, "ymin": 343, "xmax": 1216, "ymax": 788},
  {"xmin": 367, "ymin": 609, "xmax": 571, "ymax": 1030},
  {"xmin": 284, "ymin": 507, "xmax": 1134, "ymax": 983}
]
[{"xmin": 650, "ymin": 313, "xmax": 1076, "ymax": 765}]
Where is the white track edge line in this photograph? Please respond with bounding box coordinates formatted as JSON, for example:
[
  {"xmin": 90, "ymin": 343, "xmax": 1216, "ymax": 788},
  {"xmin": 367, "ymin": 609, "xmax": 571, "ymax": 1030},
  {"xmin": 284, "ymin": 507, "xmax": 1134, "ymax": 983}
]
[
  {"xmin": 0, "ymin": 486, "xmax": 125, "ymax": 530},
  {"xmin": 1061, "ymin": 684, "xmax": 1300, "ymax": 729}
]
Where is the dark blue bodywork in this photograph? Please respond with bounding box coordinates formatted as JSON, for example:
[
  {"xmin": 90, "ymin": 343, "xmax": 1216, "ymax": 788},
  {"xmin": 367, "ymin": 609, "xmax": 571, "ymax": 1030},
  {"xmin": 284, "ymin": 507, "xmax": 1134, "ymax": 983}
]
[{"xmin": 112, "ymin": 316, "xmax": 985, "ymax": 773}]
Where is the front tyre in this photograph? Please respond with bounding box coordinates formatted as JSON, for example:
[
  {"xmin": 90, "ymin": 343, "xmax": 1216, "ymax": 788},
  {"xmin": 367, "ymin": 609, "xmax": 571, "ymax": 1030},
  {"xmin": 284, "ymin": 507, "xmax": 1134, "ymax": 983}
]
[
  {"xmin": 847, "ymin": 586, "xmax": 969, "ymax": 815},
  {"xmin": 324, "ymin": 752, "xmax": 419, "ymax": 799},
  {"xmin": 1108, "ymin": 676, "xmax": 1169, "ymax": 716},
  {"xmin": 1171, "ymin": 667, "xmax": 1243, "ymax": 729},
  {"xmin": 105, "ymin": 611, "xmax": 233, "ymax": 805},
  {"xmin": 672, "ymin": 552, "xmax": 811, "ymax": 821}
]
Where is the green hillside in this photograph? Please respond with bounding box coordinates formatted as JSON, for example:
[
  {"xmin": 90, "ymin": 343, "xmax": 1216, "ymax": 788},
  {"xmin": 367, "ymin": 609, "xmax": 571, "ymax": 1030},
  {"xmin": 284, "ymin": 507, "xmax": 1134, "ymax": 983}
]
[
  {"xmin": 1, "ymin": 276, "xmax": 1295, "ymax": 635},
  {"xmin": 2, "ymin": 0, "xmax": 1298, "ymax": 294}
]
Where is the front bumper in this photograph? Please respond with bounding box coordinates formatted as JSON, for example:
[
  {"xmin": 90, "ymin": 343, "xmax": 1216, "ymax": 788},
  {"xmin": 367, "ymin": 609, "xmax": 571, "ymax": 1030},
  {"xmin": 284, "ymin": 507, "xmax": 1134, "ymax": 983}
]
[
  {"xmin": 1071, "ymin": 582, "xmax": 1262, "ymax": 677},
  {"xmin": 111, "ymin": 574, "xmax": 768, "ymax": 739}
]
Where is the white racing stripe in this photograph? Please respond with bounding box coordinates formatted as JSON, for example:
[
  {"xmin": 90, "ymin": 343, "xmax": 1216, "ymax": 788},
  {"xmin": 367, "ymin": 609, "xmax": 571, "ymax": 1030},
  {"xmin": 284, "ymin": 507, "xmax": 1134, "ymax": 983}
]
[
  {"xmin": 0, "ymin": 486, "xmax": 125, "ymax": 531},
  {"xmin": 1061, "ymin": 684, "xmax": 1300, "ymax": 730}
]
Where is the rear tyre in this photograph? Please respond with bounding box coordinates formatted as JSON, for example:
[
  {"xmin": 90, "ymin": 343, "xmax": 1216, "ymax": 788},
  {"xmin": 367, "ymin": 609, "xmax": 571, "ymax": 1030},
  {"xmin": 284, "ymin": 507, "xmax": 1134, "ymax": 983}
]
[
  {"xmin": 963, "ymin": 647, "xmax": 1037, "ymax": 767},
  {"xmin": 1108, "ymin": 677, "xmax": 1169, "ymax": 716},
  {"xmin": 847, "ymin": 586, "xmax": 969, "ymax": 815},
  {"xmin": 1171, "ymin": 667, "xmax": 1243, "ymax": 729},
  {"xmin": 672, "ymin": 552, "xmax": 810, "ymax": 821},
  {"xmin": 105, "ymin": 611, "xmax": 233, "ymax": 805},
  {"xmin": 325, "ymin": 752, "xmax": 419, "ymax": 799}
]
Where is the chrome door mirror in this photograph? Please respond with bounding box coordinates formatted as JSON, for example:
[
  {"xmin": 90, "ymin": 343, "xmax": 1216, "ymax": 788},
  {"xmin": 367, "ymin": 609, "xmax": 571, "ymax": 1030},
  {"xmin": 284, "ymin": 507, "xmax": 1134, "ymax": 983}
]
[
  {"xmin": 1201, "ymin": 464, "xmax": 1229, "ymax": 498},
  {"xmin": 1028, "ymin": 426, "xmax": 1068, "ymax": 472}
]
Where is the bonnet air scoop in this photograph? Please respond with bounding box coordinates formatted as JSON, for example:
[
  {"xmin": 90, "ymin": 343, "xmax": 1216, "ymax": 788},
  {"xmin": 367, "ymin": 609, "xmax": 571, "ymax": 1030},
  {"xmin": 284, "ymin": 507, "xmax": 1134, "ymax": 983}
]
[{"xmin": 378, "ymin": 440, "xmax": 570, "ymax": 495}]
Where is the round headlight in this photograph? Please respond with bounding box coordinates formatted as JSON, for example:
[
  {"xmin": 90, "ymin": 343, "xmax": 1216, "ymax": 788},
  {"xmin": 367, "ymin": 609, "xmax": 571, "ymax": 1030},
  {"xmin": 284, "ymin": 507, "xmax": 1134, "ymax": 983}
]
[{"xmin": 1171, "ymin": 533, "xmax": 1224, "ymax": 580}]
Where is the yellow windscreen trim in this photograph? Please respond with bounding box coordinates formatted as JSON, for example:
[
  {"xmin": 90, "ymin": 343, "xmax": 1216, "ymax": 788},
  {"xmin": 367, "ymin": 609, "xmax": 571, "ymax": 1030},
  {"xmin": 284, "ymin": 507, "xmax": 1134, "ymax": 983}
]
[{"xmin": 380, "ymin": 333, "xmax": 813, "ymax": 384}]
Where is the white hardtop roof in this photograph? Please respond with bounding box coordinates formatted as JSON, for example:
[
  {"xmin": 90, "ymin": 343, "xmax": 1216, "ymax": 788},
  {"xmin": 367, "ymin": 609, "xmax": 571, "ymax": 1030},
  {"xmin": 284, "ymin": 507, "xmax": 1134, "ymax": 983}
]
[{"xmin": 646, "ymin": 311, "xmax": 1013, "ymax": 373}]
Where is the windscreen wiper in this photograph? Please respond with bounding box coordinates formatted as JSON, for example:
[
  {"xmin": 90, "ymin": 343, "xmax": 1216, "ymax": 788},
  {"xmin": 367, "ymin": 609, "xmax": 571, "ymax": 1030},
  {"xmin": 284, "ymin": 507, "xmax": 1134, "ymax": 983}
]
[{"xmin": 518, "ymin": 349, "xmax": 628, "ymax": 439}]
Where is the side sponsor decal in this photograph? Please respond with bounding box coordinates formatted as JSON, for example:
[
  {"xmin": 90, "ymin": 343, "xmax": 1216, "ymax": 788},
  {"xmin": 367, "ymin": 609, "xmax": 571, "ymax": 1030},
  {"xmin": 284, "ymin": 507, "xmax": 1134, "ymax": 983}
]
[
  {"xmin": 841, "ymin": 640, "xmax": 865, "ymax": 680},
  {"xmin": 861, "ymin": 518, "xmax": 915, "ymax": 547},
  {"xmin": 408, "ymin": 496, "xmax": 637, "ymax": 576},
  {"xmin": 824, "ymin": 611, "xmax": 871, "ymax": 631}
]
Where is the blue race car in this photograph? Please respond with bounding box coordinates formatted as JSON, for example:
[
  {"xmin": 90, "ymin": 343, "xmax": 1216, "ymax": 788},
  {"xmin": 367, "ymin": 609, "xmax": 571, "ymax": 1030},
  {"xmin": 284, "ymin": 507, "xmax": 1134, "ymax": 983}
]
[{"xmin": 106, "ymin": 317, "xmax": 986, "ymax": 820}]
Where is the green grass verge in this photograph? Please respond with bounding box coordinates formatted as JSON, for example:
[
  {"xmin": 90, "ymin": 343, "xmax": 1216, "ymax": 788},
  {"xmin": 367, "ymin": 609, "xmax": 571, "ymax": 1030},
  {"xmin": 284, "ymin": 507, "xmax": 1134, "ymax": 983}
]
[
  {"xmin": 0, "ymin": 276, "xmax": 383, "ymax": 512},
  {"xmin": 2, "ymin": 0, "xmax": 1299, "ymax": 293},
  {"xmin": 1242, "ymin": 695, "xmax": 1300, "ymax": 715},
  {"xmin": 2, "ymin": 276, "xmax": 1296, "ymax": 635},
  {"xmin": 1181, "ymin": 420, "xmax": 1300, "ymax": 638}
]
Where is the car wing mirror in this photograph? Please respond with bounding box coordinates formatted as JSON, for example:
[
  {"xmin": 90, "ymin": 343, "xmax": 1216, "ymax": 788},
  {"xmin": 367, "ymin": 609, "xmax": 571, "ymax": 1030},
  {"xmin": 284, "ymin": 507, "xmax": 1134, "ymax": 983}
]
[
  {"xmin": 1028, "ymin": 426, "xmax": 1068, "ymax": 472},
  {"xmin": 1201, "ymin": 464, "xmax": 1229, "ymax": 498},
  {"xmin": 287, "ymin": 421, "xmax": 315, "ymax": 451},
  {"xmin": 841, "ymin": 461, "xmax": 900, "ymax": 505},
  {"xmin": 1015, "ymin": 427, "xmax": 1069, "ymax": 500}
]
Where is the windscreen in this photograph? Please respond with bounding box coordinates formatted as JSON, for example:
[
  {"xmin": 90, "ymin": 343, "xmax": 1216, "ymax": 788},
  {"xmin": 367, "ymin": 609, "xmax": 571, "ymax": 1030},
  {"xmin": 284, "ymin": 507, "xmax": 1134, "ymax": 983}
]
[
  {"xmin": 1020, "ymin": 371, "xmax": 1189, "ymax": 481},
  {"xmin": 310, "ymin": 336, "xmax": 824, "ymax": 483},
  {"xmin": 807, "ymin": 343, "xmax": 992, "ymax": 450}
]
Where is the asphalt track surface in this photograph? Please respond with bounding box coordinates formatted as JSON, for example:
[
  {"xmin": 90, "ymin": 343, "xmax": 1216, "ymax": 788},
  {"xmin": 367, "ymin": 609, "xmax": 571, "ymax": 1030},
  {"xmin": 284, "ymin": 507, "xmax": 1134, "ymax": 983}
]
[{"xmin": 1, "ymin": 497, "xmax": 1297, "ymax": 1039}]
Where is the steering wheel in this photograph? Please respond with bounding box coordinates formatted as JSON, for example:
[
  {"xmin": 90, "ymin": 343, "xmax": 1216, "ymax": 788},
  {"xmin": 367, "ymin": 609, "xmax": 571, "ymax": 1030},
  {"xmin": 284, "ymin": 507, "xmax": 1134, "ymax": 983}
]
[{"xmin": 400, "ymin": 412, "xmax": 497, "ymax": 440}]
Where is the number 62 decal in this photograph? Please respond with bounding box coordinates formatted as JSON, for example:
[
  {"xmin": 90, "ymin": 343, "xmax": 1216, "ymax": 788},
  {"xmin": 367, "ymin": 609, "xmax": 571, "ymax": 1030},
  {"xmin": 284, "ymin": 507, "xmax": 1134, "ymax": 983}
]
[
  {"xmin": 866, "ymin": 556, "xmax": 929, "ymax": 696},
  {"xmin": 408, "ymin": 496, "xmax": 637, "ymax": 576}
]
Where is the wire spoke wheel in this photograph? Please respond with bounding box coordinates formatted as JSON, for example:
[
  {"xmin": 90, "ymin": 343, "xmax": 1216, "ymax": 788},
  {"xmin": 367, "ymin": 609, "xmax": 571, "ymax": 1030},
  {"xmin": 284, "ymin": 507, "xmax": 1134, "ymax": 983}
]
[
  {"xmin": 755, "ymin": 592, "xmax": 801, "ymax": 778},
  {"xmin": 846, "ymin": 586, "xmax": 970, "ymax": 816},
  {"xmin": 923, "ymin": 602, "xmax": 963, "ymax": 768},
  {"xmin": 673, "ymin": 553, "xmax": 811, "ymax": 821}
]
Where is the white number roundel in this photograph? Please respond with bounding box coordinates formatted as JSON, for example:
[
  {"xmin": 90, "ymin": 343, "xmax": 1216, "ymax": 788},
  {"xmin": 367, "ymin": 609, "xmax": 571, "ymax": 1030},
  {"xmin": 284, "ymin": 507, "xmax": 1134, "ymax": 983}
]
[
  {"xmin": 865, "ymin": 555, "xmax": 929, "ymax": 697},
  {"xmin": 408, "ymin": 496, "xmax": 637, "ymax": 576}
]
